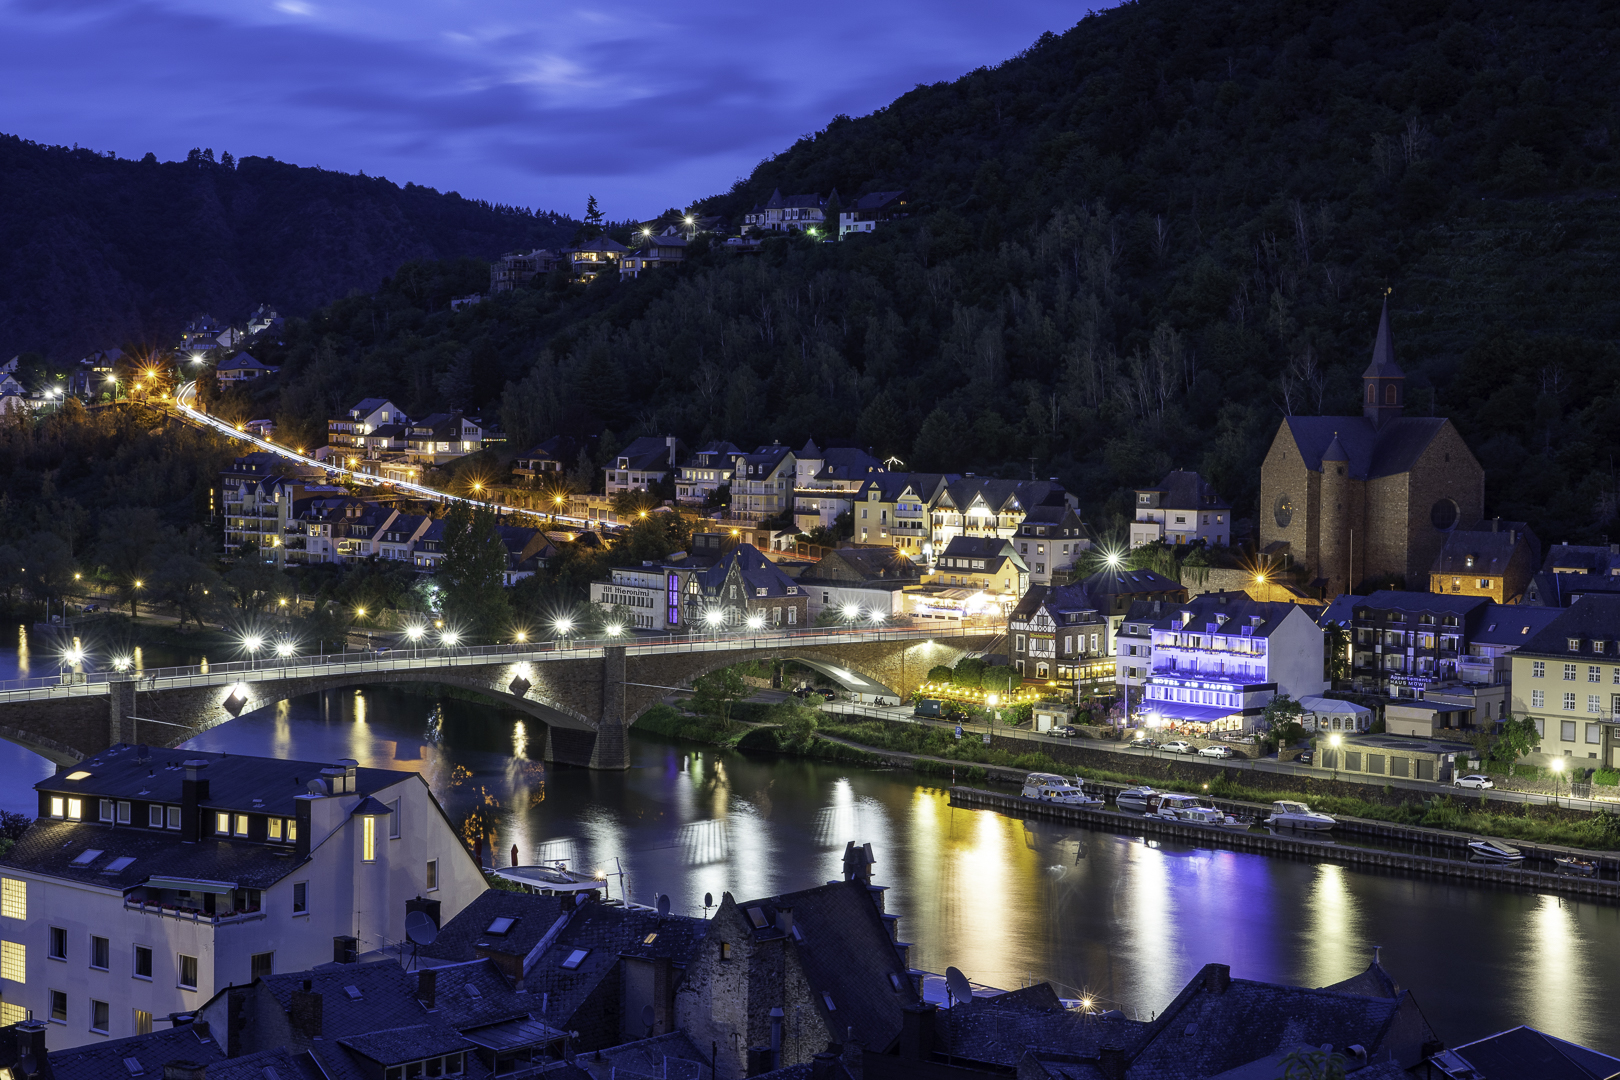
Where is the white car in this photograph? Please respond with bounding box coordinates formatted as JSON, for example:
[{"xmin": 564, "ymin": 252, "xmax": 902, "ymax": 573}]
[
  {"xmin": 1453, "ymin": 774, "xmax": 1495, "ymax": 790},
  {"xmin": 1161, "ymin": 740, "xmax": 1195, "ymax": 755},
  {"xmin": 1197, "ymin": 744, "xmax": 1235, "ymax": 759}
]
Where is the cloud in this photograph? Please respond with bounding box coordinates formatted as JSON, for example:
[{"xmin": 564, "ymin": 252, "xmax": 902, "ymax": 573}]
[{"xmin": 0, "ymin": 0, "xmax": 1094, "ymax": 215}]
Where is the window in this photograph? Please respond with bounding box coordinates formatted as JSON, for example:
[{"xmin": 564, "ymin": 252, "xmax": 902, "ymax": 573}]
[
  {"xmin": 1569, "ymin": 638, "xmax": 1582, "ymax": 651},
  {"xmin": 99, "ymin": 799, "xmax": 113, "ymax": 822},
  {"xmin": 292, "ymin": 881, "xmax": 309, "ymax": 914},
  {"xmin": 234, "ymin": 814, "xmax": 249, "ymax": 837},
  {"xmin": 1, "ymin": 940, "xmax": 24, "ymax": 982},
  {"xmin": 1591, "ymin": 696, "xmax": 1604, "ymax": 714},
  {"xmin": 67, "ymin": 799, "xmax": 81, "ymax": 820},
  {"xmin": 91, "ymin": 999, "xmax": 109, "ymax": 1034},
  {"xmin": 1532, "ymin": 661, "xmax": 1545, "ymax": 678},
  {"xmin": 251, "ymin": 953, "xmax": 273, "ymax": 980},
  {"xmin": 215, "ymin": 812, "xmax": 230, "ymax": 835},
  {"xmin": 133, "ymin": 945, "xmax": 152, "ymax": 980},
  {"xmin": 1588, "ymin": 724, "xmax": 1602, "ymax": 745},
  {"xmin": 117, "ymin": 802, "xmax": 130, "ymax": 824},
  {"xmin": 1561, "ymin": 720, "xmax": 1577, "ymax": 742},
  {"xmin": 1564, "ymin": 664, "xmax": 1578, "ymax": 681},
  {"xmin": 91, "ymin": 936, "xmax": 109, "ymax": 970},
  {"xmin": 0, "ymin": 1002, "xmax": 26, "ymax": 1025},
  {"xmin": 50, "ymin": 990, "xmax": 66, "ymax": 1023},
  {"xmin": 50, "ymin": 797, "xmax": 64, "ymax": 819},
  {"xmin": 1564, "ymin": 693, "xmax": 1577, "ymax": 711},
  {"xmin": 268, "ymin": 818, "xmax": 282, "ymax": 841},
  {"xmin": 362, "ymin": 816, "xmax": 376, "ymax": 862},
  {"xmin": 288, "ymin": 820, "xmax": 297, "ymax": 842},
  {"xmin": 719, "ymin": 942, "xmax": 731, "ymax": 961},
  {"xmin": 166, "ymin": 807, "xmax": 180, "ymax": 830},
  {"xmin": 178, "ymin": 954, "xmax": 198, "ymax": 990},
  {"xmin": 148, "ymin": 805, "xmax": 163, "ymax": 828},
  {"xmin": 1532, "ymin": 690, "xmax": 1546, "ymax": 708},
  {"xmin": 426, "ymin": 860, "xmax": 439, "ymax": 891},
  {"xmin": 390, "ymin": 798, "xmax": 401, "ymax": 839},
  {"xmin": 560, "ymin": 949, "xmax": 589, "ymax": 970},
  {"xmin": 134, "ymin": 1009, "xmax": 152, "ymax": 1036},
  {"xmin": 49, "ymin": 927, "xmax": 66, "ymax": 961},
  {"xmin": 1591, "ymin": 666, "xmax": 1603, "ymax": 683},
  {"xmin": 1, "ymin": 878, "xmax": 24, "ymax": 920}
]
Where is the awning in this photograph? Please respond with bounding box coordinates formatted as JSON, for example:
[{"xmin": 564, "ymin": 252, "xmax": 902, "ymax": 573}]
[
  {"xmin": 1142, "ymin": 703, "xmax": 1240, "ymax": 725},
  {"xmin": 145, "ymin": 876, "xmax": 236, "ymax": 894}
]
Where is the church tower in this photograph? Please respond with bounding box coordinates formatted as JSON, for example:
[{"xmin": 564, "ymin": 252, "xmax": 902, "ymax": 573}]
[{"xmin": 1362, "ymin": 297, "xmax": 1405, "ymax": 429}]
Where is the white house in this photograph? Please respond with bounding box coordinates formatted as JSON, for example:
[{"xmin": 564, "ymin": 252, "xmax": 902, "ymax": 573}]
[
  {"xmin": 0, "ymin": 747, "xmax": 484, "ymax": 1047},
  {"xmin": 1129, "ymin": 470, "xmax": 1231, "ymax": 548},
  {"xmin": 1137, "ymin": 592, "xmax": 1326, "ymax": 733}
]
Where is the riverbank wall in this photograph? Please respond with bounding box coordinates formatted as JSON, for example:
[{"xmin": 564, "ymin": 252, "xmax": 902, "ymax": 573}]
[{"xmin": 949, "ymin": 785, "xmax": 1620, "ymax": 901}]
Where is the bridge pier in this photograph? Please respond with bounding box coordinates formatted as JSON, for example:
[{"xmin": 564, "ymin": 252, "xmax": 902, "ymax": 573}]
[
  {"xmin": 108, "ymin": 678, "xmax": 135, "ymax": 747},
  {"xmin": 590, "ymin": 646, "xmax": 630, "ymax": 770}
]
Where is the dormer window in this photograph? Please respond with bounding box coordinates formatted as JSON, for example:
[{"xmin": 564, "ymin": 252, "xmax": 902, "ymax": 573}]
[
  {"xmin": 1597, "ymin": 641, "xmax": 1607, "ymax": 654},
  {"xmin": 1569, "ymin": 638, "xmax": 1582, "ymax": 651}
]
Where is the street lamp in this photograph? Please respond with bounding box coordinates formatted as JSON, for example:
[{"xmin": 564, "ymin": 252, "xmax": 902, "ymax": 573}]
[
  {"xmin": 554, "ymin": 617, "xmax": 574, "ymax": 647},
  {"xmin": 1551, "ymin": 757, "xmax": 1565, "ymax": 805},
  {"xmin": 275, "ymin": 640, "xmax": 296, "ymax": 662},
  {"xmin": 243, "ymin": 633, "xmax": 263, "ymax": 669},
  {"xmin": 514, "ymin": 629, "xmax": 528, "ymax": 644},
  {"xmin": 406, "ymin": 624, "xmax": 424, "ymax": 657},
  {"xmin": 1330, "ymin": 733, "xmax": 1343, "ymax": 780},
  {"xmin": 605, "ymin": 623, "xmax": 623, "ymax": 637},
  {"xmin": 704, "ymin": 609, "xmax": 725, "ymax": 634},
  {"xmin": 746, "ymin": 612, "xmax": 765, "ymax": 632}
]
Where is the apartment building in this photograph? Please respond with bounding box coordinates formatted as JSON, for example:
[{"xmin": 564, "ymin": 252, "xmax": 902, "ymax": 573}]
[
  {"xmin": 791, "ymin": 441, "xmax": 886, "ymax": 532},
  {"xmin": 675, "ymin": 441, "xmax": 742, "ymax": 505},
  {"xmin": 605, "ymin": 436, "xmax": 686, "ymax": 495},
  {"xmin": 327, "ymin": 399, "xmax": 408, "ymax": 453},
  {"xmin": 0, "ymin": 748, "xmax": 483, "ymax": 1046},
  {"xmin": 1508, "ymin": 594, "xmax": 1620, "ymax": 767},
  {"xmin": 731, "ymin": 445, "xmax": 796, "ymax": 521},
  {"xmin": 1012, "ymin": 505, "xmax": 1091, "ymax": 585},
  {"xmin": 1128, "ymin": 470, "xmax": 1231, "ymax": 548},
  {"xmin": 219, "ymin": 454, "xmax": 331, "ymax": 567}
]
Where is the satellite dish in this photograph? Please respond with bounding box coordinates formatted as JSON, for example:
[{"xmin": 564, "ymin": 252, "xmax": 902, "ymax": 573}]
[
  {"xmin": 406, "ymin": 910, "xmax": 439, "ymax": 947},
  {"xmin": 640, "ymin": 1004, "xmax": 656, "ymax": 1032},
  {"xmin": 656, "ymin": 894, "xmax": 671, "ymax": 917},
  {"xmin": 945, "ymin": 967, "xmax": 972, "ymax": 1008},
  {"xmin": 704, "ymin": 892, "xmax": 713, "ymax": 908},
  {"xmin": 307, "ymin": 779, "xmax": 327, "ymax": 795}
]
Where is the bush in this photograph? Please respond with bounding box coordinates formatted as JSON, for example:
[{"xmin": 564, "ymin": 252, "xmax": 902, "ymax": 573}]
[{"xmin": 1593, "ymin": 769, "xmax": 1620, "ymax": 787}]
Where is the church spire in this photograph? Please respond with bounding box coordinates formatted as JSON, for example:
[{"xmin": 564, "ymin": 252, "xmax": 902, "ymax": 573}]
[{"xmin": 1362, "ymin": 293, "xmax": 1405, "ymax": 429}]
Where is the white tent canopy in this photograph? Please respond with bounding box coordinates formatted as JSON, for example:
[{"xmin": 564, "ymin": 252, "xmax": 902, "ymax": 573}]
[{"xmin": 1299, "ymin": 695, "xmax": 1373, "ymax": 733}]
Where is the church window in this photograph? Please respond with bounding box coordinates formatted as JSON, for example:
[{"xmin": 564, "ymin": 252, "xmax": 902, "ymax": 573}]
[
  {"xmin": 1430, "ymin": 499, "xmax": 1458, "ymax": 531},
  {"xmin": 1384, "ymin": 383, "xmax": 1397, "ymax": 405},
  {"xmin": 1273, "ymin": 493, "xmax": 1294, "ymax": 529},
  {"xmin": 1366, "ymin": 384, "xmax": 1376, "ymax": 404}
]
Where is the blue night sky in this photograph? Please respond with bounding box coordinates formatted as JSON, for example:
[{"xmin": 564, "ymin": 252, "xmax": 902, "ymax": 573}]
[{"xmin": 0, "ymin": 0, "xmax": 1095, "ymax": 219}]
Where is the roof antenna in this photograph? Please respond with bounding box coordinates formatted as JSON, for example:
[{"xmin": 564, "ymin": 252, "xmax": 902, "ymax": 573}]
[{"xmin": 1372, "ymin": 944, "xmax": 1382, "ymax": 967}]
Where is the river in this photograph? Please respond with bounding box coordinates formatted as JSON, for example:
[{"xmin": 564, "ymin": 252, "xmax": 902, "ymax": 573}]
[{"xmin": 1, "ymin": 627, "xmax": 1617, "ymax": 1053}]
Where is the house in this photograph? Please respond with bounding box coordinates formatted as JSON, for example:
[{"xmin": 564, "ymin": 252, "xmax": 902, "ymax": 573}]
[
  {"xmin": 494, "ymin": 527, "xmax": 557, "ymax": 585},
  {"xmin": 1128, "ymin": 469, "xmax": 1231, "ymax": 548},
  {"xmin": 513, "ymin": 436, "xmax": 584, "ymax": 481},
  {"xmin": 1258, "ymin": 299, "xmax": 1484, "ymax": 596},
  {"xmin": 68, "ymin": 350, "xmax": 121, "ymax": 397},
  {"xmin": 413, "ymin": 519, "xmax": 448, "ymax": 571},
  {"xmin": 685, "ymin": 543, "xmax": 807, "ymax": 629},
  {"xmin": 1012, "ymin": 505, "xmax": 1091, "ymax": 586},
  {"xmin": 675, "ymin": 441, "xmax": 742, "ymax": 505},
  {"xmin": 619, "ymin": 234, "xmax": 687, "ymax": 279},
  {"xmin": 928, "ymin": 478, "xmax": 1075, "ymax": 550},
  {"xmin": 741, "ymin": 189, "xmax": 829, "ymax": 234},
  {"xmin": 215, "ymin": 352, "xmax": 279, "ymax": 384},
  {"xmin": 1136, "ymin": 592, "xmax": 1326, "ymax": 733},
  {"xmin": 328, "ymin": 398, "xmax": 409, "ymax": 452},
  {"xmin": 489, "ymin": 249, "xmax": 560, "ymax": 293},
  {"xmin": 567, "ymin": 237, "xmax": 628, "ymax": 281},
  {"xmin": 0, "ymin": 748, "xmax": 484, "ymax": 1047},
  {"xmin": 590, "ymin": 562, "xmax": 698, "ymax": 631},
  {"xmin": 284, "ymin": 496, "xmax": 388, "ymax": 565},
  {"xmin": 732, "ymin": 445, "xmax": 795, "ymax": 521},
  {"xmin": 1317, "ymin": 591, "xmax": 1493, "ymax": 699},
  {"xmin": 179, "ymin": 315, "xmax": 226, "ymax": 351},
  {"xmin": 797, "ymin": 548, "xmax": 920, "ymax": 621},
  {"xmin": 1507, "ymin": 593, "xmax": 1620, "ymax": 768},
  {"xmin": 246, "ymin": 303, "xmax": 282, "ymax": 336},
  {"xmin": 851, "ymin": 473, "xmax": 949, "ymax": 555},
  {"xmin": 791, "ymin": 441, "xmax": 886, "ymax": 532},
  {"xmin": 1523, "ymin": 541, "xmax": 1620, "ymax": 607},
  {"xmin": 837, "ymin": 190, "xmax": 907, "ymax": 237},
  {"xmin": 219, "ymin": 454, "xmax": 329, "ymax": 565},
  {"xmin": 1007, "ymin": 584, "xmax": 1114, "ymax": 692},
  {"xmin": 1427, "ymin": 1024, "xmax": 1620, "ymax": 1079},
  {"xmin": 605, "ymin": 436, "xmax": 685, "ymax": 495},
  {"xmin": 406, "ymin": 414, "xmax": 486, "ymax": 465},
  {"xmin": 673, "ymin": 844, "xmax": 921, "ymax": 1079},
  {"xmin": 1429, "ymin": 518, "xmax": 1539, "ymax": 603},
  {"xmin": 922, "ymin": 537, "xmax": 1028, "ymax": 603}
]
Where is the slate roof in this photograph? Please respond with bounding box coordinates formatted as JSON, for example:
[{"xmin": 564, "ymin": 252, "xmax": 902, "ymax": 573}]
[
  {"xmin": 1281, "ymin": 415, "xmax": 1449, "ymax": 480},
  {"xmin": 728, "ymin": 879, "xmax": 919, "ymax": 1054},
  {"xmin": 1543, "ymin": 543, "xmax": 1620, "ymax": 575},
  {"xmin": 800, "ymin": 548, "xmax": 919, "ymax": 584},
  {"xmin": 936, "ymin": 994, "xmax": 1134, "ymax": 1067},
  {"xmin": 938, "ymin": 477, "xmax": 1068, "ymax": 516},
  {"xmin": 1471, "ymin": 604, "xmax": 1563, "ymax": 647},
  {"xmin": 849, "ymin": 190, "xmax": 906, "ymax": 211},
  {"xmin": 427, "ymin": 959, "xmax": 546, "ymax": 1029},
  {"xmin": 756, "ymin": 189, "xmax": 826, "ymax": 211},
  {"xmin": 48, "ymin": 1022, "xmax": 227, "ymax": 1080},
  {"xmin": 0, "ymin": 818, "xmax": 310, "ymax": 891},
  {"xmin": 1363, "ymin": 298, "xmax": 1405, "ymax": 379},
  {"xmin": 218, "ymin": 352, "xmax": 274, "ymax": 373},
  {"xmin": 339, "ymin": 1025, "xmax": 470, "ymax": 1066},
  {"xmin": 1516, "ymin": 594, "xmax": 1620, "ymax": 658},
  {"xmin": 615, "ymin": 436, "xmax": 683, "ymax": 471},
  {"xmin": 1016, "ymin": 504, "xmax": 1088, "ymax": 535},
  {"xmin": 697, "ymin": 543, "xmax": 801, "ymax": 598},
  {"xmin": 31, "ymin": 745, "xmax": 411, "ymax": 816},
  {"xmin": 420, "ymin": 890, "xmax": 575, "ymax": 963},
  {"xmin": 259, "ymin": 961, "xmax": 439, "ymax": 1037},
  {"xmin": 1525, "ymin": 570, "xmax": 1620, "ymax": 608},
  {"xmin": 1432, "ymin": 522, "xmax": 1535, "ymax": 576},
  {"xmin": 1317, "ymin": 590, "xmax": 1491, "ymax": 626},
  {"xmin": 573, "ymin": 1032, "xmax": 709, "ymax": 1080},
  {"xmin": 812, "ymin": 447, "xmax": 885, "ymax": 482},
  {"xmin": 519, "ymin": 902, "xmax": 707, "ymax": 1030},
  {"xmin": 1076, "ymin": 567, "xmax": 1185, "ymax": 607},
  {"xmin": 204, "ymin": 1047, "xmax": 325, "ymax": 1080},
  {"xmin": 1139, "ymin": 470, "xmax": 1230, "ymax": 511},
  {"xmin": 937, "ymin": 536, "xmax": 1020, "ymax": 562},
  {"xmin": 517, "ymin": 436, "xmax": 582, "ymax": 465},
  {"xmin": 1428, "ymin": 1024, "xmax": 1620, "ymax": 1080},
  {"xmin": 740, "ymin": 445, "xmax": 794, "ymax": 475},
  {"xmin": 1318, "ymin": 961, "xmax": 1400, "ymax": 999},
  {"xmin": 1138, "ymin": 592, "xmax": 1304, "ymax": 640}
]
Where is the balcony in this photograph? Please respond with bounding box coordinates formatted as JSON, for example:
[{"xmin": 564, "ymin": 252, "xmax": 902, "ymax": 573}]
[{"xmin": 124, "ymin": 898, "xmax": 266, "ymax": 925}]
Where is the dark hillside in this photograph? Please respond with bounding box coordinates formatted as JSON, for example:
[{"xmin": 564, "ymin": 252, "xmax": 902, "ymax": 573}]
[
  {"xmin": 0, "ymin": 137, "xmax": 575, "ymax": 360},
  {"xmin": 237, "ymin": 0, "xmax": 1620, "ymax": 543}
]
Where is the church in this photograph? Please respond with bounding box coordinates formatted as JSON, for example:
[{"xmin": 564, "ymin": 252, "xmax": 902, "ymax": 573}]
[{"xmin": 1258, "ymin": 301, "xmax": 1484, "ymax": 597}]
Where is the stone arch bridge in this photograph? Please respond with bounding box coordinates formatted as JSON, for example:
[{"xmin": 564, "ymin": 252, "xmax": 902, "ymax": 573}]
[{"xmin": 0, "ymin": 626, "xmax": 999, "ymax": 769}]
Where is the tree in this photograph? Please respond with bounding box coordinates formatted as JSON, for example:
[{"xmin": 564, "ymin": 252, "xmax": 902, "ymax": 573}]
[
  {"xmin": 94, "ymin": 508, "xmax": 167, "ymax": 617},
  {"xmin": 225, "ymin": 558, "xmax": 289, "ymax": 614},
  {"xmin": 769, "ymin": 701, "xmax": 820, "ymax": 750},
  {"xmin": 437, "ymin": 504, "xmax": 511, "ymax": 642},
  {"xmin": 1492, "ymin": 712, "xmax": 1542, "ymax": 765},
  {"xmin": 691, "ymin": 667, "xmax": 748, "ymax": 731},
  {"xmin": 582, "ymin": 195, "xmax": 605, "ymax": 238},
  {"xmin": 1278, "ymin": 1048, "xmax": 1347, "ymax": 1080},
  {"xmin": 926, "ymin": 664, "xmax": 955, "ymax": 684},
  {"xmin": 1261, "ymin": 694, "xmax": 1307, "ymax": 754},
  {"xmin": 952, "ymin": 657, "xmax": 987, "ymax": 688},
  {"xmin": 302, "ymin": 602, "xmax": 352, "ymax": 654}
]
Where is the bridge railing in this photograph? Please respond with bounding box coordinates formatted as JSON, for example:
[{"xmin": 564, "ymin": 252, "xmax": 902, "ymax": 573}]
[{"xmin": 0, "ymin": 619, "xmax": 1002, "ymax": 700}]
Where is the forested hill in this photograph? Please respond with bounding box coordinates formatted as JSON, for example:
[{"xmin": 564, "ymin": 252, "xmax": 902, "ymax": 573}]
[
  {"xmin": 251, "ymin": 0, "xmax": 1620, "ymax": 548},
  {"xmin": 0, "ymin": 137, "xmax": 576, "ymax": 360}
]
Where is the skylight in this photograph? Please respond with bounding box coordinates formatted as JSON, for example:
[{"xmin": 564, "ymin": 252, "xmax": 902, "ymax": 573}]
[
  {"xmin": 103, "ymin": 856, "xmax": 136, "ymax": 873},
  {"xmin": 822, "ymin": 992, "xmax": 836, "ymax": 1011},
  {"xmin": 746, "ymin": 907, "xmax": 768, "ymax": 928},
  {"xmin": 66, "ymin": 771, "xmax": 92, "ymax": 781},
  {"xmin": 561, "ymin": 949, "xmax": 589, "ymax": 970},
  {"xmin": 642, "ymin": 933, "xmax": 658, "ymax": 945},
  {"xmin": 486, "ymin": 917, "xmax": 515, "ymax": 935},
  {"xmin": 344, "ymin": 986, "xmax": 362, "ymax": 1000},
  {"xmin": 70, "ymin": 849, "xmax": 104, "ymax": 866},
  {"xmin": 123, "ymin": 1058, "xmax": 144, "ymax": 1076}
]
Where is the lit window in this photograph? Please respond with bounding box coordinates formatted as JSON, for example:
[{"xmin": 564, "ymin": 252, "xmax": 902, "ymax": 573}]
[
  {"xmin": 178, "ymin": 954, "xmax": 198, "ymax": 990},
  {"xmin": 234, "ymin": 815, "xmax": 249, "ymax": 837},
  {"xmin": 216, "ymin": 813, "xmax": 231, "ymax": 835},
  {"xmin": 66, "ymin": 799, "xmax": 81, "ymax": 820},
  {"xmin": 0, "ymin": 940, "xmax": 24, "ymax": 982},
  {"xmin": 1, "ymin": 878, "xmax": 24, "ymax": 921},
  {"xmin": 268, "ymin": 818, "xmax": 282, "ymax": 841},
  {"xmin": 362, "ymin": 817, "xmax": 376, "ymax": 862},
  {"xmin": 425, "ymin": 861, "xmax": 438, "ymax": 891}
]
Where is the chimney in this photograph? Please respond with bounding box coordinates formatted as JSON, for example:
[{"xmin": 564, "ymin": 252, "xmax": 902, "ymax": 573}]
[
  {"xmin": 417, "ymin": 969, "xmax": 437, "ymax": 1011},
  {"xmin": 333, "ymin": 936, "xmax": 358, "ymax": 964},
  {"xmin": 666, "ymin": 436, "xmax": 678, "ymax": 467},
  {"xmin": 745, "ymin": 1047, "xmax": 773, "ymax": 1077},
  {"xmin": 163, "ymin": 1063, "xmax": 207, "ymax": 1080},
  {"xmin": 289, "ymin": 984, "xmax": 323, "ymax": 1039},
  {"xmin": 810, "ymin": 1052, "xmax": 838, "ymax": 1080},
  {"xmin": 1204, "ymin": 964, "xmax": 1231, "ymax": 995},
  {"xmin": 338, "ymin": 758, "xmax": 358, "ymax": 789},
  {"xmin": 13, "ymin": 1020, "xmax": 48, "ymax": 1073},
  {"xmin": 181, "ymin": 760, "xmax": 210, "ymax": 842},
  {"xmin": 775, "ymin": 908, "xmax": 793, "ymax": 936},
  {"xmin": 294, "ymin": 795, "xmax": 314, "ymax": 860},
  {"xmin": 898, "ymin": 1003, "xmax": 936, "ymax": 1060}
]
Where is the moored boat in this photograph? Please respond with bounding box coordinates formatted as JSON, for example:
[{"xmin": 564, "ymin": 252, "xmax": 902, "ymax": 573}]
[
  {"xmin": 1264, "ymin": 800, "xmax": 1336, "ymax": 831},
  {"xmin": 1554, "ymin": 855, "xmax": 1597, "ymax": 876},
  {"xmin": 1467, "ymin": 839, "xmax": 1525, "ymax": 863},
  {"xmin": 1020, "ymin": 772, "xmax": 1105, "ymax": 808},
  {"xmin": 1148, "ymin": 793, "xmax": 1205, "ymax": 820},
  {"xmin": 1179, "ymin": 805, "xmax": 1253, "ymax": 831},
  {"xmin": 1116, "ymin": 786, "xmax": 1157, "ymax": 814}
]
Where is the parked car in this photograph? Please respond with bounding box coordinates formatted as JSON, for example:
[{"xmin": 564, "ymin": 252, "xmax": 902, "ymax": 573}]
[
  {"xmin": 817, "ymin": 688, "xmax": 837, "ymax": 701},
  {"xmin": 1161, "ymin": 740, "xmax": 1195, "ymax": 755},
  {"xmin": 82, "ymin": 604, "xmax": 100, "ymax": 613},
  {"xmin": 1296, "ymin": 749, "xmax": 1314, "ymax": 765},
  {"xmin": 792, "ymin": 686, "xmax": 813, "ymax": 699},
  {"xmin": 1454, "ymin": 774, "xmax": 1496, "ymax": 790},
  {"xmin": 1197, "ymin": 744, "xmax": 1235, "ymax": 759},
  {"xmin": 1127, "ymin": 736, "xmax": 1159, "ymax": 750},
  {"xmin": 1048, "ymin": 725, "xmax": 1080, "ymax": 738}
]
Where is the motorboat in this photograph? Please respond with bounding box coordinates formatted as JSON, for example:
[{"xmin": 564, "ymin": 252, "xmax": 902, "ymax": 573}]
[
  {"xmin": 1148, "ymin": 793, "xmax": 1205, "ymax": 820},
  {"xmin": 1178, "ymin": 806, "xmax": 1253, "ymax": 831},
  {"xmin": 1554, "ymin": 855, "xmax": 1597, "ymax": 877},
  {"xmin": 491, "ymin": 862, "xmax": 607, "ymax": 895},
  {"xmin": 1467, "ymin": 839, "xmax": 1524, "ymax": 863},
  {"xmin": 1020, "ymin": 773, "xmax": 1105, "ymax": 808},
  {"xmin": 1115, "ymin": 786, "xmax": 1158, "ymax": 814},
  {"xmin": 1264, "ymin": 800, "xmax": 1337, "ymax": 831}
]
